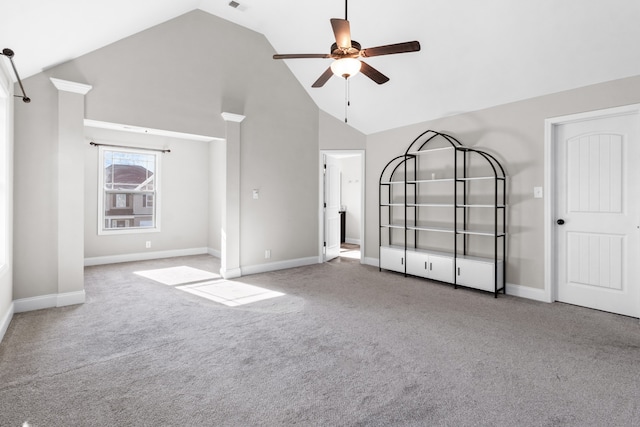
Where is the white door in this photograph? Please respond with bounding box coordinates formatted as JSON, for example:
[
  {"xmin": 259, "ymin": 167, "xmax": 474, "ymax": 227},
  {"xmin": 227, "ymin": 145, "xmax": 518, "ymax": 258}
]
[
  {"xmin": 324, "ymin": 155, "xmax": 341, "ymax": 261},
  {"xmin": 555, "ymin": 111, "xmax": 640, "ymax": 317}
]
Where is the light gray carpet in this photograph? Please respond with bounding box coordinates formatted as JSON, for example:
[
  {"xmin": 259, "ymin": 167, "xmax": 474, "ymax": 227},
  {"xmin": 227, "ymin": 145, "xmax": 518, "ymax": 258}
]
[{"xmin": 1, "ymin": 254, "xmax": 639, "ymax": 426}]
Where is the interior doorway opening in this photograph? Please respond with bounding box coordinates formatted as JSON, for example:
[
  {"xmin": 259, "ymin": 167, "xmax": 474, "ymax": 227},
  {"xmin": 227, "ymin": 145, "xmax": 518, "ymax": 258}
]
[{"xmin": 319, "ymin": 150, "xmax": 364, "ymax": 263}]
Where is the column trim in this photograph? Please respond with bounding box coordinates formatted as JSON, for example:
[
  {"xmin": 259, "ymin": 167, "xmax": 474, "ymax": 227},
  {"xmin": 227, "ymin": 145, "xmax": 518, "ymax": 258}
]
[
  {"xmin": 50, "ymin": 78, "xmax": 93, "ymax": 94},
  {"xmin": 221, "ymin": 112, "xmax": 246, "ymax": 123}
]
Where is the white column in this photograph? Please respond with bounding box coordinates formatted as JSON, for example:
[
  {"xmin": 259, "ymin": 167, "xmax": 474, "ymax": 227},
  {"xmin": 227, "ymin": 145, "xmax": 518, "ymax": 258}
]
[
  {"xmin": 50, "ymin": 78, "xmax": 92, "ymax": 306},
  {"xmin": 220, "ymin": 112, "xmax": 245, "ymax": 279}
]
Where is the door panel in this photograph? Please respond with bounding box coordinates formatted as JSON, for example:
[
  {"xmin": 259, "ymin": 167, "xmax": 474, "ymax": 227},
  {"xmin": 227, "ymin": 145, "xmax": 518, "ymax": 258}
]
[
  {"xmin": 324, "ymin": 155, "xmax": 341, "ymax": 261},
  {"xmin": 406, "ymin": 250, "xmax": 428, "ymax": 278},
  {"xmin": 555, "ymin": 112, "xmax": 640, "ymax": 317},
  {"xmin": 428, "ymin": 254, "xmax": 454, "ymax": 283},
  {"xmin": 380, "ymin": 246, "xmax": 405, "ymax": 273}
]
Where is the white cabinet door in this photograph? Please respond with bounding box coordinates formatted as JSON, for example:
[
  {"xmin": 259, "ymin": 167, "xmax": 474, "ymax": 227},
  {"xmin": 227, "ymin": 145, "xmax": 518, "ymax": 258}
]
[
  {"xmin": 379, "ymin": 246, "xmax": 405, "ymax": 273},
  {"xmin": 456, "ymin": 258, "xmax": 502, "ymax": 292},
  {"xmin": 406, "ymin": 251, "xmax": 429, "ymax": 278},
  {"xmin": 428, "ymin": 254, "xmax": 454, "ymax": 283}
]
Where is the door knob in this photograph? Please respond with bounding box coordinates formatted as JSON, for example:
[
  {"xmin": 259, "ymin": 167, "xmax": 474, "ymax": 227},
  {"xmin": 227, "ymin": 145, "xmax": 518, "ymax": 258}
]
[{"xmin": 557, "ymin": 219, "xmax": 565, "ymax": 225}]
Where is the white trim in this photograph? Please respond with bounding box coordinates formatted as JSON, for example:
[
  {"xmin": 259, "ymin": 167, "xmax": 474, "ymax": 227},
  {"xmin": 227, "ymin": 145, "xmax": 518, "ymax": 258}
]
[
  {"xmin": 544, "ymin": 103, "xmax": 640, "ymax": 305},
  {"xmin": 220, "ymin": 267, "xmax": 242, "ymax": 279},
  {"xmin": 241, "ymin": 256, "xmax": 319, "ymax": 276},
  {"xmin": 0, "ymin": 302, "xmax": 14, "ymax": 343},
  {"xmin": 84, "ymin": 247, "xmax": 209, "ymax": 266},
  {"xmin": 207, "ymin": 247, "xmax": 221, "ymax": 258},
  {"xmin": 50, "ymin": 77, "xmax": 92, "ymax": 94},
  {"xmin": 84, "ymin": 119, "xmax": 222, "ymax": 142},
  {"xmin": 57, "ymin": 290, "xmax": 86, "ymax": 307},
  {"xmin": 13, "ymin": 290, "xmax": 85, "ymax": 313},
  {"xmin": 505, "ymin": 283, "xmax": 548, "ymax": 302},
  {"xmin": 221, "ymin": 112, "xmax": 246, "ymax": 123},
  {"xmin": 364, "ymin": 257, "xmax": 379, "ymax": 267}
]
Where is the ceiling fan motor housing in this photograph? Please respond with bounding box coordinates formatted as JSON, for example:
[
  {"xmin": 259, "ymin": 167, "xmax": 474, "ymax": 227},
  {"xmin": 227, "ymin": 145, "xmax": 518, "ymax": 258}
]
[{"xmin": 331, "ymin": 41, "xmax": 361, "ymax": 57}]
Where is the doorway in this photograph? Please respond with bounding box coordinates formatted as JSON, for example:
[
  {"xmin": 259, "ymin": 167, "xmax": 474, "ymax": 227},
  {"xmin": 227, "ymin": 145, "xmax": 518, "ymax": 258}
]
[
  {"xmin": 545, "ymin": 104, "xmax": 640, "ymax": 318},
  {"xmin": 319, "ymin": 150, "xmax": 364, "ymax": 263}
]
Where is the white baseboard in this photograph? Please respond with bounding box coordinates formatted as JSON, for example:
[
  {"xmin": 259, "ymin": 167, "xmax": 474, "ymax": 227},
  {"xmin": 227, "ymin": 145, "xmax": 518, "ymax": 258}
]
[
  {"xmin": 241, "ymin": 256, "xmax": 319, "ymax": 276},
  {"xmin": 84, "ymin": 247, "xmax": 210, "ymax": 266},
  {"xmin": 220, "ymin": 267, "xmax": 242, "ymax": 279},
  {"xmin": 505, "ymin": 282, "xmax": 550, "ymax": 302},
  {"xmin": 363, "ymin": 257, "xmax": 379, "ymax": 268},
  {"xmin": 57, "ymin": 290, "xmax": 86, "ymax": 307},
  {"xmin": 345, "ymin": 238, "xmax": 361, "ymax": 245},
  {"xmin": 0, "ymin": 302, "xmax": 14, "ymax": 344},
  {"xmin": 207, "ymin": 248, "xmax": 221, "ymax": 258},
  {"xmin": 14, "ymin": 290, "xmax": 86, "ymax": 313}
]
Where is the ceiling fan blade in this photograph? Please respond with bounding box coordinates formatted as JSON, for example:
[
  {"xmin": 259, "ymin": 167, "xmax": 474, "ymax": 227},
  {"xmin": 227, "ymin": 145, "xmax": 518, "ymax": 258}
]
[
  {"xmin": 360, "ymin": 41, "xmax": 421, "ymax": 58},
  {"xmin": 312, "ymin": 67, "xmax": 334, "ymax": 88},
  {"xmin": 330, "ymin": 18, "xmax": 352, "ymax": 49},
  {"xmin": 273, "ymin": 53, "xmax": 332, "ymax": 59},
  {"xmin": 359, "ymin": 61, "xmax": 390, "ymax": 85}
]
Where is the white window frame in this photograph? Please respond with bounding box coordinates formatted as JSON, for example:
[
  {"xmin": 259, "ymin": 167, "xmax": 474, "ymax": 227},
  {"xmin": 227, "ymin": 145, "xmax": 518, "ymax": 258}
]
[
  {"xmin": 98, "ymin": 145, "xmax": 161, "ymax": 235},
  {"xmin": 0, "ymin": 70, "xmax": 9, "ymax": 272}
]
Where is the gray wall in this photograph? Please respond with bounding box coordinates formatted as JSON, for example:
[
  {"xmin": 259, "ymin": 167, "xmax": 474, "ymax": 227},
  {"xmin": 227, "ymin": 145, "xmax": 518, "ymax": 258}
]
[
  {"xmin": 13, "ymin": 10, "xmax": 320, "ymax": 300},
  {"xmin": 319, "ymin": 110, "xmax": 366, "ymax": 150},
  {"xmin": 365, "ymin": 74, "xmax": 640, "ymax": 290}
]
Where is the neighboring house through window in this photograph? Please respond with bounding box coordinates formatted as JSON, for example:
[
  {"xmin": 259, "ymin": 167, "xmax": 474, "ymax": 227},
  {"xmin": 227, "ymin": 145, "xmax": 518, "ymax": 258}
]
[{"xmin": 98, "ymin": 146, "xmax": 160, "ymax": 234}]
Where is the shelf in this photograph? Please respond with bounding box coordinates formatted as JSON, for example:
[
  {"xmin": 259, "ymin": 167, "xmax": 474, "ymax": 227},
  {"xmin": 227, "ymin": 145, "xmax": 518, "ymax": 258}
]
[
  {"xmin": 456, "ymin": 176, "xmax": 506, "ymax": 181},
  {"xmin": 456, "ymin": 204, "xmax": 507, "ymax": 208},
  {"xmin": 457, "ymin": 229, "xmax": 506, "ymax": 237},
  {"xmin": 381, "ymin": 178, "xmax": 455, "ymax": 185},
  {"xmin": 407, "ymin": 178, "xmax": 455, "ymax": 184},
  {"xmin": 408, "ymin": 203, "xmax": 455, "ymax": 208},
  {"xmin": 407, "ymin": 225, "xmax": 455, "ymax": 233},
  {"xmin": 380, "ymin": 223, "xmax": 407, "ymax": 229},
  {"xmin": 378, "ymin": 131, "xmax": 506, "ymax": 297},
  {"xmin": 406, "ymin": 146, "xmax": 455, "ymax": 156}
]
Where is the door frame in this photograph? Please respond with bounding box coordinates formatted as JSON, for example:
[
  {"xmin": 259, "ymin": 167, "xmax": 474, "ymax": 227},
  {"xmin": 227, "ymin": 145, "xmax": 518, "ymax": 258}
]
[
  {"xmin": 544, "ymin": 103, "xmax": 640, "ymax": 307},
  {"xmin": 318, "ymin": 150, "xmax": 365, "ymax": 263}
]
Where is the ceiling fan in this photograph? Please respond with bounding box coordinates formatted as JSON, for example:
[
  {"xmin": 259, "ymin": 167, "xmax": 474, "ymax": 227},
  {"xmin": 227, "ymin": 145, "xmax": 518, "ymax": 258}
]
[{"xmin": 272, "ymin": 0, "xmax": 421, "ymax": 88}]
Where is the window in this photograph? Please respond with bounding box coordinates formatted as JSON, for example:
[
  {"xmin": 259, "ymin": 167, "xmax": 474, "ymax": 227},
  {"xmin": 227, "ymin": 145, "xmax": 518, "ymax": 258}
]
[{"xmin": 98, "ymin": 147, "xmax": 160, "ymax": 234}]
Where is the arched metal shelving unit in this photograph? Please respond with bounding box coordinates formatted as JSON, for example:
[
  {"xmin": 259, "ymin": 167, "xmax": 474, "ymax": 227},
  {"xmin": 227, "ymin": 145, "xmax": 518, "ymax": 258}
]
[{"xmin": 379, "ymin": 131, "xmax": 506, "ymax": 297}]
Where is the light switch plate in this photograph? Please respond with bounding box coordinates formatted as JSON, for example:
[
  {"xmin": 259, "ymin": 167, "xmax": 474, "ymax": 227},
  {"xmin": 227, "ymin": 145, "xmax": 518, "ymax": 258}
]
[{"xmin": 534, "ymin": 187, "xmax": 543, "ymax": 198}]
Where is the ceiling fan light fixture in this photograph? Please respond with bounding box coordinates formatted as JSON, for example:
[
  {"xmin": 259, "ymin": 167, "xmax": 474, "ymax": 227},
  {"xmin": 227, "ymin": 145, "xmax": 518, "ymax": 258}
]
[{"xmin": 331, "ymin": 58, "xmax": 361, "ymax": 79}]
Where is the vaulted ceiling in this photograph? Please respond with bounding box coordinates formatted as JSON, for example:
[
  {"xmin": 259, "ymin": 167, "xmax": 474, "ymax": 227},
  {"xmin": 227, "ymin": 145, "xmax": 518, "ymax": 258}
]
[{"xmin": 4, "ymin": 0, "xmax": 640, "ymax": 134}]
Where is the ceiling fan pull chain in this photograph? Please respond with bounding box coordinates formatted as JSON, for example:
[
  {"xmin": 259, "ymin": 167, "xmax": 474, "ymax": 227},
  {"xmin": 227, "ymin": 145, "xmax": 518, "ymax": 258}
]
[{"xmin": 344, "ymin": 78, "xmax": 349, "ymax": 123}]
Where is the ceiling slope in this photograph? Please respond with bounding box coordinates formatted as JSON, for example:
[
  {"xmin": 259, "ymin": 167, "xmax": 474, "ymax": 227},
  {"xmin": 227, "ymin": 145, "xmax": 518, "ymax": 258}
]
[{"xmin": 3, "ymin": 0, "xmax": 640, "ymax": 134}]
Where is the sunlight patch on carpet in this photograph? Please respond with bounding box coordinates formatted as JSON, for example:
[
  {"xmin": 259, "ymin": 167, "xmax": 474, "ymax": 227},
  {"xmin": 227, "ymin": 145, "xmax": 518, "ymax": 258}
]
[
  {"xmin": 176, "ymin": 280, "xmax": 285, "ymax": 306},
  {"xmin": 134, "ymin": 266, "xmax": 220, "ymax": 286}
]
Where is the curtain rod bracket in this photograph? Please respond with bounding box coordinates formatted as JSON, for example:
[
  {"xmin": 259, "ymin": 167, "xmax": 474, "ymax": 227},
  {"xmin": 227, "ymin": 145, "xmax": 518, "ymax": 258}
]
[{"xmin": 1, "ymin": 48, "xmax": 31, "ymax": 103}]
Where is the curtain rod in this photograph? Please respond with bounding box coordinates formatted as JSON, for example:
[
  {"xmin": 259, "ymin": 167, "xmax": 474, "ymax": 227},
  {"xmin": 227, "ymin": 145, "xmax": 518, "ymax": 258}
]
[
  {"xmin": 89, "ymin": 141, "xmax": 171, "ymax": 153},
  {"xmin": 1, "ymin": 48, "xmax": 30, "ymax": 103}
]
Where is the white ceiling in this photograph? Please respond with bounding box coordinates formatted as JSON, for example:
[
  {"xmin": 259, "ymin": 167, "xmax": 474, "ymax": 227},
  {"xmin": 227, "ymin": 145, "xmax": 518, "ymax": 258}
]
[{"xmin": 3, "ymin": 0, "xmax": 640, "ymax": 134}]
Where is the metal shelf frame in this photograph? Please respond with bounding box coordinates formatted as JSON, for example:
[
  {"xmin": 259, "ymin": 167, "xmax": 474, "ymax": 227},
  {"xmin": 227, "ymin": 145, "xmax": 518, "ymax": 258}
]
[{"xmin": 378, "ymin": 130, "xmax": 507, "ymax": 297}]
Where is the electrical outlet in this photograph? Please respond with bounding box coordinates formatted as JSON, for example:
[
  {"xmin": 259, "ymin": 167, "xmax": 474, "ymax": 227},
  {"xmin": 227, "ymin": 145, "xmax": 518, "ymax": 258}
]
[
  {"xmin": 265, "ymin": 249, "xmax": 271, "ymax": 259},
  {"xmin": 146, "ymin": 241, "xmax": 151, "ymax": 248}
]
